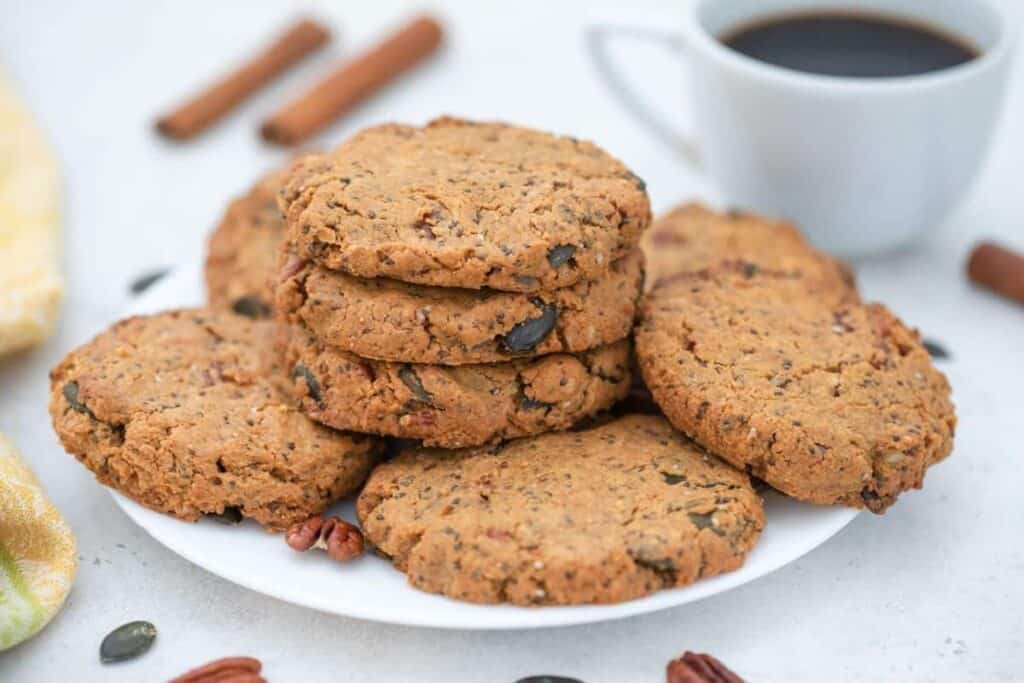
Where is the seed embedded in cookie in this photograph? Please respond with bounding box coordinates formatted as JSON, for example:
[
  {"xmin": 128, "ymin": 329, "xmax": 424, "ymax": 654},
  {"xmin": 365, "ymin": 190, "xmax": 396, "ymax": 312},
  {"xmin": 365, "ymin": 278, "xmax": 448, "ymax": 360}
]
[
  {"xmin": 357, "ymin": 414, "xmax": 765, "ymax": 606},
  {"xmin": 279, "ymin": 117, "xmax": 651, "ymax": 292},
  {"xmin": 275, "ymin": 248, "xmax": 644, "ymax": 365},
  {"xmin": 281, "ymin": 322, "xmax": 633, "ymax": 448},
  {"xmin": 49, "ymin": 309, "xmax": 382, "ymax": 531},
  {"xmin": 636, "ymin": 263, "xmax": 956, "ymax": 512}
]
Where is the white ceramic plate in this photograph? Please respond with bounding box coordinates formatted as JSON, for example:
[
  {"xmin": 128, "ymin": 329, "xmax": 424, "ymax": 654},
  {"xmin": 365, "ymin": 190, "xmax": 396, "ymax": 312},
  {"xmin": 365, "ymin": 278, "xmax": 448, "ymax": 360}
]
[{"xmin": 112, "ymin": 261, "xmax": 859, "ymax": 630}]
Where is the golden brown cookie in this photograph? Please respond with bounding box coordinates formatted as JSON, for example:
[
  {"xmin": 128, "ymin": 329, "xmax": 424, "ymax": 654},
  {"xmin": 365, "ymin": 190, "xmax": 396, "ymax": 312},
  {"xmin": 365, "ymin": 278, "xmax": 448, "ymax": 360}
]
[
  {"xmin": 640, "ymin": 203, "xmax": 856, "ymax": 297},
  {"xmin": 636, "ymin": 264, "xmax": 956, "ymax": 512},
  {"xmin": 205, "ymin": 168, "xmax": 287, "ymax": 317},
  {"xmin": 280, "ymin": 117, "xmax": 651, "ymax": 292},
  {"xmin": 283, "ymin": 323, "xmax": 632, "ymax": 448},
  {"xmin": 49, "ymin": 309, "xmax": 382, "ymax": 531},
  {"xmin": 357, "ymin": 414, "xmax": 764, "ymax": 605},
  {"xmin": 275, "ymin": 248, "xmax": 644, "ymax": 365}
]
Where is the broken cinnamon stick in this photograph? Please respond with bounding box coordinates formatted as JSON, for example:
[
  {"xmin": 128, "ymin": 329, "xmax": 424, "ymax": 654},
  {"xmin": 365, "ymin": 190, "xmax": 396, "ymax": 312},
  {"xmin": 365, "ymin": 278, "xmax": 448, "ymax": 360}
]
[
  {"xmin": 156, "ymin": 19, "xmax": 331, "ymax": 140},
  {"xmin": 967, "ymin": 241, "xmax": 1024, "ymax": 305},
  {"xmin": 261, "ymin": 15, "xmax": 443, "ymax": 145}
]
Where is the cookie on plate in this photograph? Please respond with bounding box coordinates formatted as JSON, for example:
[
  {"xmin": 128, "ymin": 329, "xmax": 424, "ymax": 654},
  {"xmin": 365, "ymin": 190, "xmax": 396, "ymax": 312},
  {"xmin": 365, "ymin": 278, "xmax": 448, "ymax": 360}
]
[
  {"xmin": 49, "ymin": 309, "xmax": 382, "ymax": 531},
  {"xmin": 276, "ymin": 248, "xmax": 644, "ymax": 365},
  {"xmin": 357, "ymin": 414, "xmax": 764, "ymax": 605},
  {"xmin": 205, "ymin": 168, "xmax": 287, "ymax": 318},
  {"xmin": 283, "ymin": 323, "xmax": 632, "ymax": 448},
  {"xmin": 280, "ymin": 117, "xmax": 651, "ymax": 292},
  {"xmin": 641, "ymin": 203, "xmax": 856, "ymax": 297},
  {"xmin": 636, "ymin": 264, "xmax": 956, "ymax": 512}
]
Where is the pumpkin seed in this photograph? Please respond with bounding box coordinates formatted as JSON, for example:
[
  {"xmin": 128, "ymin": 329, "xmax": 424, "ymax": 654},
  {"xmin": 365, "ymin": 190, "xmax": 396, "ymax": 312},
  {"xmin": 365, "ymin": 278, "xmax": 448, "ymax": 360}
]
[
  {"xmin": 398, "ymin": 365, "xmax": 434, "ymax": 405},
  {"xmin": 502, "ymin": 302, "xmax": 557, "ymax": 353},
  {"xmin": 100, "ymin": 620, "xmax": 157, "ymax": 663},
  {"xmin": 293, "ymin": 365, "xmax": 322, "ymax": 403},
  {"xmin": 208, "ymin": 506, "xmax": 242, "ymax": 525},
  {"xmin": 63, "ymin": 382, "xmax": 95, "ymax": 418},
  {"xmin": 661, "ymin": 472, "xmax": 686, "ymax": 485},
  {"xmin": 546, "ymin": 245, "xmax": 576, "ymax": 268},
  {"xmin": 922, "ymin": 338, "xmax": 950, "ymax": 360},
  {"xmin": 231, "ymin": 295, "xmax": 270, "ymax": 319},
  {"xmin": 129, "ymin": 268, "xmax": 170, "ymax": 295}
]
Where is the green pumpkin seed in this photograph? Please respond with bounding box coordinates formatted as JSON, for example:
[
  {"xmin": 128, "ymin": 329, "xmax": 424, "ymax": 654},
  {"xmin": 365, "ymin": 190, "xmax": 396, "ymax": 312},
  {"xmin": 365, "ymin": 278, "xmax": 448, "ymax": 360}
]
[
  {"xmin": 398, "ymin": 365, "xmax": 434, "ymax": 405},
  {"xmin": 546, "ymin": 244, "xmax": 576, "ymax": 268},
  {"xmin": 231, "ymin": 295, "xmax": 270, "ymax": 319},
  {"xmin": 502, "ymin": 302, "xmax": 557, "ymax": 353},
  {"xmin": 63, "ymin": 382, "xmax": 95, "ymax": 418},
  {"xmin": 100, "ymin": 620, "xmax": 157, "ymax": 663}
]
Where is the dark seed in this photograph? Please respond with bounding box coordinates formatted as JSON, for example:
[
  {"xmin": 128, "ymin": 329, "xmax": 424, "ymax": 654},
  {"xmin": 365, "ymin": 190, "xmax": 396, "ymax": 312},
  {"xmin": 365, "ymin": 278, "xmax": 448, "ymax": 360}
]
[
  {"xmin": 208, "ymin": 506, "xmax": 242, "ymax": 525},
  {"xmin": 398, "ymin": 365, "xmax": 434, "ymax": 405},
  {"xmin": 739, "ymin": 261, "xmax": 759, "ymax": 278},
  {"xmin": 516, "ymin": 678, "xmax": 584, "ymax": 683},
  {"xmin": 502, "ymin": 302, "xmax": 558, "ymax": 353},
  {"xmin": 129, "ymin": 268, "xmax": 170, "ymax": 295},
  {"xmin": 514, "ymin": 275, "xmax": 539, "ymax": 289},
  {"xmin": 293, "ymin": 365, "xmax": 322, "ymax": 403},
  {"xmin": 520, "ymin": 396, "xmax": 550, "ymax": 411},
  {"xmin": 231, "ymin": 295, "xmax": 270, "ymax": 319},
  {"xmin": 546, "ymin": 244, "xmax": 576, "ymax": 268},
  {"xmin": 688, "ymin": 512, "xmax": 714, "ymax": 530},
  {"xmin": 661, "ymin": 472, "xmax": 686, "ymax": 485},
  {"xmin": 63, "ymin": 382, "xmax": 95, "ymax": 418},
  {"xmin": 100, "ymin": 620, "xmax": 157, "ymax": 663},
  {"xmin": 922, "ymin": 338, "xmax": 950, "ymax": 360}
]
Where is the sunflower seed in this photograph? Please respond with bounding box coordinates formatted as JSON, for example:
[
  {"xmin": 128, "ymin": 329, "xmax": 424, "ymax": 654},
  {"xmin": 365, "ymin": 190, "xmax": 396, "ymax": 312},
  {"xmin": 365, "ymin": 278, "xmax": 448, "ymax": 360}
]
[{"xmin": 100, "ymin": 621, "xmax": 157, "ymax": 663}]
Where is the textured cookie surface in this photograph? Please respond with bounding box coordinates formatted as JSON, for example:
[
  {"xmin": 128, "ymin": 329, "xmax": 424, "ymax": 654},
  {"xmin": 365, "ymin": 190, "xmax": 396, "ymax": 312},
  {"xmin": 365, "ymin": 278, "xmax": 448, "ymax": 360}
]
[
  {"xmin": 281, "ymin": 117, "xmax": 651, "ymax": 292},
  {"xmin": 637, "ymin": 265, "xmax": 956, "ymax": 512},
  {"xmin": 205, "ymin": 168, "xmax": 287, "ymax": 317},
  {"xmin": 284, "ymin": 323, "xmax": 632, "ymax": 448},
  {"xmin": 276, "ymin": 248, "xmax": 643, "ymax": 365},
  {"xmin": 49, "ymin": 310, "xmax": 381, "ymax": 531},
  {"xmin": 357, "ymin": 414, "xmax": 764, "ymax": 605},
  {"xmin": 641, "ymin": 203, "xmax": 855, "ymax": 297}
]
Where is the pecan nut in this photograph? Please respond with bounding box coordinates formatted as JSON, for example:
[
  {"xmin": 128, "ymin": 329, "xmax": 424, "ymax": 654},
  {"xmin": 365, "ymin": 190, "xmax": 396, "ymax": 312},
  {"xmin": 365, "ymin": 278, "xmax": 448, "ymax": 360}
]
[
  {"xmin": 168, "ymin": 656, "xmax": 263, "ymax": 683},
  {"xmin": 666, "ymin": 652, "xmax": 744, "ymax": 683},
  {"xmin": 284, "ymin": 515, "xmax": 364, "ymax": 562}
]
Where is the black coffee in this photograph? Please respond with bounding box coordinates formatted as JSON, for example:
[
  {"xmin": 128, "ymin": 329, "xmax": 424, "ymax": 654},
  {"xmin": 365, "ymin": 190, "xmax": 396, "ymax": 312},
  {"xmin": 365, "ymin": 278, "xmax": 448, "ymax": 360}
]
[{"xmin": 721, "ymin": 13, "xmax": 978, "ymax": 78}]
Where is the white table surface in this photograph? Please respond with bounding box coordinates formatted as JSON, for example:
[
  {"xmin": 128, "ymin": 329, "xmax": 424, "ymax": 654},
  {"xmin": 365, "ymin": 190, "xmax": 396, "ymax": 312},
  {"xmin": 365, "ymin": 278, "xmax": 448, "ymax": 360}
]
[{"xmin": 1, "ymin": 1, "xmax": 1022, "ymax": 681}]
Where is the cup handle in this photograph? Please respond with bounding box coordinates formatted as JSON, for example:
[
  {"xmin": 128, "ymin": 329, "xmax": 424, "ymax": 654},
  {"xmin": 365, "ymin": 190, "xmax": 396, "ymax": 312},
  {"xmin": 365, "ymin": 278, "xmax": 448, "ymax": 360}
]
[{"xmin": 584, "ymin": 12, "xmax": 699, "ymax": 168}]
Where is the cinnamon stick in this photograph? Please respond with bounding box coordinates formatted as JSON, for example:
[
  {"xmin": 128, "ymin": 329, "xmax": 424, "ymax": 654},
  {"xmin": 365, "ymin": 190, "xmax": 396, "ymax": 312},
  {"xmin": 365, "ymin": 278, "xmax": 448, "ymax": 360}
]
[
  {"xmin": 156, "ymin": 19, "xmax": 331, "ymax": 140},
  {"xmin": 968, "ymin": 241, "xmax": 1024, "ymax": 305},
  {"xmin": 261, "ymin": 15, "xmax": 443, "ymax": 145}
]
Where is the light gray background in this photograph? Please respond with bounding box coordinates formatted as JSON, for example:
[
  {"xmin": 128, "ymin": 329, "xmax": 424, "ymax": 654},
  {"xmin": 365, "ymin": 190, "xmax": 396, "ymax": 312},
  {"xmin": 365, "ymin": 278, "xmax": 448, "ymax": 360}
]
[{"xmin": 1, "ymin": 1, "xmax": 1022, "ymax": 681}]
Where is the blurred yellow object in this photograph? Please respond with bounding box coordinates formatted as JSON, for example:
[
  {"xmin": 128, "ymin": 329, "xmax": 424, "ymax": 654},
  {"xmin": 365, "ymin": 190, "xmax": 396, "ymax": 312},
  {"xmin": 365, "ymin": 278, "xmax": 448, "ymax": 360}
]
[
  {"xmin": 0, "ymin": 433, "xmax": 76, "ymax": 650},
  {"xmin": 0, "ymin": 70, "xmax": 63, "ymax": 357}
]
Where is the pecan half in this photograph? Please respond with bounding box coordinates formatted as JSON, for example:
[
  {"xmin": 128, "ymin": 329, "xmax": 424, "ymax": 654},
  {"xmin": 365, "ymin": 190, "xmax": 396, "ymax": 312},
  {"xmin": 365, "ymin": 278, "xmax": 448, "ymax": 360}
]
[
  {"xmin": 667, "ymin": 652, "xmax": 744, "ymax": 683},
  {"xmin": 168, "ymin": 656, "xmax": 263, "ymax": 683},
  {"xmin": 284, "ymin": 515, "xmax": 364, "ymax": 562}
]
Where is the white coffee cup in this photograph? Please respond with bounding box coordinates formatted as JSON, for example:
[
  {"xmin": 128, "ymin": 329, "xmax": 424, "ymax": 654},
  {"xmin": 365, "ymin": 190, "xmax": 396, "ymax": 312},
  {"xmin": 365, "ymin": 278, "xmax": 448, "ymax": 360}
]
[{"xmin": 586, "ymin": 0, "xmax": 1016, "ymax": 257}]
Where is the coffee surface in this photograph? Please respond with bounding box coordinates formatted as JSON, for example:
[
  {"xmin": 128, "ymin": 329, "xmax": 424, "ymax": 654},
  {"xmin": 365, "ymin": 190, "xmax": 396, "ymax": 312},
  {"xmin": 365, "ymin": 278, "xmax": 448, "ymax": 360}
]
[{"xmin": 722, "ymin": 13, "xmax": 978, "ymax": 78}]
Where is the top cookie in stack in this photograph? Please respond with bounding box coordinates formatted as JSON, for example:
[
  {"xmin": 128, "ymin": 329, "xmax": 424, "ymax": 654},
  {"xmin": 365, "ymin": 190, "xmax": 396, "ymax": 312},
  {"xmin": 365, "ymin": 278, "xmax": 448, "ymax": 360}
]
[{"xmin": 274, "ymin": 117, "xmax": 651, "ymax": 448}]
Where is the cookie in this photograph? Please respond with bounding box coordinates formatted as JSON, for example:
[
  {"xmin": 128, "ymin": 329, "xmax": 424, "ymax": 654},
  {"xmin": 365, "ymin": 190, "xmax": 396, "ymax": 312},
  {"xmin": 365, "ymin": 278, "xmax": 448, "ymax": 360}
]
[
  {"xmin": 356, "ymin": 414, "xmax": 764, "ymax": 605},
  {"xmin": 280, "ymin": 117, "xmax": 651, "ymax": 292},
  {"xmin": 49, "ymin": 309, "xmax": 382, "ymax": 531},
  {"xmin": 276, "ymin": 248, "xmax": 644, "ymax": 365},
  {"xmin": 283, "ymin": 322, "xmax": 632, "ymax": 448},
  {"xmin": 636, "ymin": 264, "xmax": 956, "ymax": 512},
  {"xmin": 641, "ymin": 203, "xmax": 856, "ymax": 297},
  {"xmin": 205, "ymin": 168, "xmax": 287, "ymax": 318}
]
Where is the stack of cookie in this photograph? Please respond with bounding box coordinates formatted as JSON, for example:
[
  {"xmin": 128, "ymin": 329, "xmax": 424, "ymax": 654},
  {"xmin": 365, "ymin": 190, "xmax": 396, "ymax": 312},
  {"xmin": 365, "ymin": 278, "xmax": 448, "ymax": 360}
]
[{"xmin": 271, "ymin": 117, "xmax": 650, "ymax": 448}]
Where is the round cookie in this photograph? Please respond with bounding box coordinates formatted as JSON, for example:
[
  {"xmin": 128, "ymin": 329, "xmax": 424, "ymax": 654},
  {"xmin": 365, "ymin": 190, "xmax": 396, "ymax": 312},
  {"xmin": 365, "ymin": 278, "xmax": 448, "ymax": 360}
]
[
  {"xmin": 205, "ymin": 168, "xmax": 287, "ymax": 317},
  {"xmin": 640, "ymin": 203, "xmax": 856, "ymax": 297},
  {"xmin": 636, "ymin": 264, "xmax": 956, "ymax": 512},
  {"xmin": 356, "ymin": 414, "xmax": 765, "ymax": 605},
  {"xmin": 283, "ymin": 323, "xmax": 632, "ymax": 448},
  {"xmin": 49, "ymin": 309, "xmax": 382, "ymax": 531},
  {"xmin": 281, "ymin": 117, "xmax": 651, "ymax": 292},
  {"xmin": 276, "ymin": 248, "xmax": 644, "ymax": 365}
]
